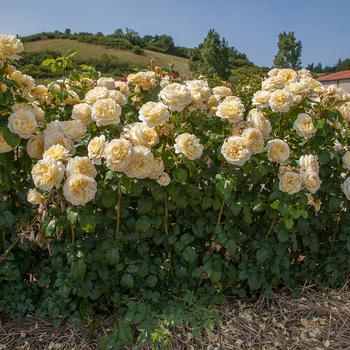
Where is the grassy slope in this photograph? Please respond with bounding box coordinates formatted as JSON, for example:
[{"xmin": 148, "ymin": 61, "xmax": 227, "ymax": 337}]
[{"xmin": 24, "ymin": 39, "xmax": 190, "ymax": 76}]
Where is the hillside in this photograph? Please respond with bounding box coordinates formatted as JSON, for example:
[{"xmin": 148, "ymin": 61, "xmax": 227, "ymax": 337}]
[{"xmin": 24, "ymin": 39, "xmax": 191, "ymax": 76}]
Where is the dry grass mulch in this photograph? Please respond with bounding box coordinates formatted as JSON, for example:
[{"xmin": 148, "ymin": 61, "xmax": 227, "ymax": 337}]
[{"xmin": 1, "ymin": 284, "xmax": 350, "ymax": 349}]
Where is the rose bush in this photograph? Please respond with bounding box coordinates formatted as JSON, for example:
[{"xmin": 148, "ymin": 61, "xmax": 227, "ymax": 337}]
[{"xmin": 1, "ymin": 35, "xmax": 350, "ymax": 346}]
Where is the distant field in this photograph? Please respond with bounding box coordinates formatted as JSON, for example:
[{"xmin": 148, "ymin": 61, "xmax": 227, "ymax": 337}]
[{"xmin": 24, "ymin": 39, "xmax": 191, "ymax": 76}]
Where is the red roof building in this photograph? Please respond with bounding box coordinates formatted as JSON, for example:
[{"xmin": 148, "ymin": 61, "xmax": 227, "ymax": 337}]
[{"xmin": 317, "ymin": 70, "xmax": 350, "ymax": 92}]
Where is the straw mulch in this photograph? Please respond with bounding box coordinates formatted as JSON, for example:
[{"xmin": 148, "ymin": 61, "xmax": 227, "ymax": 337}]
[{"xmin": 1, "ymin": 284, "xmax": 350, "ymax": 350}]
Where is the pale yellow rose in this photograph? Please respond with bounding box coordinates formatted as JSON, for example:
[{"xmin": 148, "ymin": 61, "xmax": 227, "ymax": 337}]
[
  {"xmin": 124, "ymin": 145, "xmax": 154, "ymax": 179},
  {"xmin": 269, "ymin": 89, "xmax": 293, "ymax": 113},
  {"xmin": 277, "ymin": 69, "xmax": 298, "ymax": 85},
  {"xmin": 149, "ymin": 158, "xmax": 165, "ymax": 179},
  {"xmin": 298, "ymin": 154, "xmax": 319, "ymax": 173},
  {"xmin": 343, "ymin": 151, "xmax": 350, "ymax": 170},
  {"xmin": 109, "ymin": 90, "xmax": 127, "ymax": 105},
  {"xmin": 31, "ymin": 157, "xmax": 65, "ymax": 191},
  {"xmin": 185, "ymin": 80, "xmax": 211, "ymax": 109},
  {"xmin": 267, "ymin": 139, "xmax": 290, "ymax": 163},
  {"xmin": 261, "ymin": 76, "xmax": 284, "ymax": 92},
  {"xmin": 71, "ymin": 103, "xmax": 92, "ymax": 125},
  {"xmin": 27, "ymin": 189, "xmax": 43, "ymax": 205},
  {"xmin": 30, "ymin": 84, "xmax": 52, "ymax": 103},
  {"xmin": 252, "ymin": 90, "xmax": 271, "ymax": 108},
  {"xmin": 268, "ymin": 68, "xmax": 280, "ymax": 77},
  {"xmin": 66, "ymin": 156, "xmax": 97, "ymax": 178},
  {"xmin": 85, "ymin": 86, "xmax": 110, "ymax": 104},
  {"xmin": 27, "ymin": 134, "xmax": 44, "ymax": 159},
  {"xmin": 241, "ymin": 128, "xmax": 264, "ymax": 154},
  {"xmin": 97, "ymin": 77, "xmax": 115, "ymax": 90},
  {"xmin": 138, "ymin": 101, "xmax": 169, "ymax": 127},
  {"xmin": 221, "ymin": 136, "xmax": 252, "ymax": 166},
  {"xmin": 64, "ymin": 90, "xmax": 80, "ymax": 105},
  {"xmin": 91, "ymin": 98, "xmax": 121, "ymax": 126},
  {"xmin": 8, "ymin": 108, "xmax": 38, "ymax": 139},
  {"xmin": 337, "ymin": 102, "xmax": 350, "ymax": 122},
  {"xmin": 174, "ymin": 133, "xmax": 204, "ymax": 160},
  {"xmin": 293, "ymin": 113, "xmax": 316, "ymax": 138},
  {"xmin": 279, "ymin": 171, "xmax": 302, "ymax": 195},
  {"xmin": 9, "ymin": 70, "xmax": 35, "ymax": 95},
  {"xmin": 11, "ymin": 103, "xmax": 45, "ymax": 123},
  {"xmin": 157, "ymin": 172, "xmax": 171, "ymax": 186},
  {"xmin": 301, "ymin": 170, "xmax": 321, "ymax": 194},
  {"xmin": 0, "ymin": 131, "xmax": 12, "ymax": 153},
  {"xmin": 115, "ymin": 81, "xmax": 130, "ymax": 96},
  {"xmin": 212, "ymin": 86, "xmax": 232, "ymax": 98},
  {"xmin": 158, "ymin": 83, "xmax": 192, "ymax": 112},
  {"xmin": 61, "ymin": 120, "xmax": 87, "ymax": 141},
  {"xmin": 247, "ymin": 109, "xmax": 272, "ymax": 138},
  {"xmin": 88, "ymin": 135, "xmax": 106, "ymax": 165},
  {"xmin": 127, "ymin": 71, "xmax": 157, "ymax": 91},
  {"xmin": 342, "ymin": 177, "xmax": 350, "ymax": 200},
  {"xmin": 44, "ymin": 131, "xmax": 75, "ymax": 154},
  {"xmin": 43, "ymin": 144, "xmax": 70, "ymax": 162},
  {"xmin": 104, "ymin": 138, "xmax": 134, "ymax": 172},
  {"xmin": 121, "ymin": 122, "xmax": 159, "ymax": 148},
  {"xmin": 0, "ymin": 34, "xmax": 24, "ymax": 60},
  {"xmin": 216, "ymin": 96, "xmax": 245, "ymax": 123},
  {"xmin": 285, "ymin": 81, "xmax": 308, "ymax": 95},
  {"xmin": 63, "ymin": 174, "xmax": 97, "ymax": 206}
]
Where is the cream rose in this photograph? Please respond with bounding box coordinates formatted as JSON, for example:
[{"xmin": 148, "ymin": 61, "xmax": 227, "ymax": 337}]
[
  {"xmin": 0, "ymin": 34, "xmax": 24, "ymax": 60},
  {"xmin": 261, "ymin": 76, "xmax": 284, "ymax": 92},
  {"xmin": 27, "ymin": 134, "xmax": 44, "ymax": 159},
  {"xmin": 31, "ymin": 157, "xmax": 65, "ymax": 191},
  {"xmin": 221, "ymin": 136, "xmax": 252, "ymax": 166},
  {"xmin": 0, "ymin": 131, "xmax": 12, "ymax": 153},
  {"xmin": 109, "ymin": 90, "xmax": 127, "ymax": 106},
  {"xmin": 121, "ymin": 122, "xmax": 159, "ymax": 148},
  {"xmin": 44, "ymin": 131, "xmax": 75, "ymax": 154},
  {"xmin": 298, "ymin": 154, "xmax": 319, "ymax": 173},
  {"xmin": 212, "ymin": 86, "xmax": 232, "ymax": 98},
  {"xmin": 138, "ymin": 101, "xmax": 169, "ymax": 127},
  {"xmin": 61, "ymin": 120, "xmax": 87, "ymax": 141},
  {"xmin": 267, "ymin": 139, "xmax": 290, "ymax": 163},
  {"xmin": 157, "ymin": 172, "xmax": 171, "ymax": 186},
  {"xmin": 342, "ymin": 177, "xmax": 350, "ymax": 200},
  {"xmin": 124, "ymin": 145, "xmax": 154, "ymax": 179},
  {"xmin": 158, "ymin": 83, "xmax": 192, "ymax": 112},
  {"xmin": 216, "ymin": 96, "xmax": 245, "ymax": 123},
  {"xmin": 85, "ymin": 86, "xmax": 110, "ymax": 104},
  {"xmin": 127, "ymin": 71, "xmax": 157, "ymax": 91},
  {"xmin": 285, "ymin": 81, "xmax": 308, "ymax": 95},
  {"xmin": 185, "ymin": 80, "xmax": 211, "ymax": 109},
  {"xmin": 148, "ymin": 158, "xmax": 165, "ymax": 179},
  {"xmin": 337, "ymin": 102, "xmax": 350, "ymax": 123},
  {"xmin": 97, "ymin": 77, "xmax": 115, "ymax": 90},
  {"xmin": 63, "ymin": 174, "xmax": 97, "ymax": 206},
  {"xmin": 91, "ymin": 98, "xmax": 121, "ymax": 126},
  {"xmin": 27, "ymin": 189, "xmax": 43, "ymax": 205},
  {"xmin": 269, "ymin": 89, "xmax": 293, "ymax": 113},
  {"xmin": 247, "ymin": 109, "xmax": 272, "ymax": 138},
  {"xmin": 277, "ymin": 69, "xmax": 298, "ymax": 85},
  {"xmin": 8, "ymin": 108, "xmax": 38, "ymax": 139},
  {"xmin": 174, "ymin": 133, "xmax": 204, "ymax": 160},
  {"xmin": 293, "ymin": 113, "xmax": 316, "ymax": 139},
  {"xmin": 43, "ymin": 144, "xmax": 70, "ymax": 162},
  {"xmin": 252, "ymin": 90, "xmax": 271, "ymax": 108},
  {"xmin": 71, "ymin": 103, "xmax": 92, "ymax": 125},
  {"xmin": 279, "ymin": 171, "xmax": 302, "ymax": 195},
  {"xmin": 342, "ymin": 151, "xmax": 350, "ymax": 170},
  {"xmin": 115, "ymin": 81, "xmax": 130, "ymax": 96},
  {"xmin": 88, "ymin": 135, "xmax": 106, "ymax": 165},
  {"xmin": 104, "ymin": 138, "xmax": 134, "ymax": 172},
  {"xmin": 301, "ymin": 170, "xmax": 321, "ymax": 194},
  {"xmin": 241, "ymin": 128, "xmax": 264, "ymax": 154},
  {"xmin": 9, "ymin": 70, "xmax": 35, "ymax": 95},
  {"xmin": 66, "ymin": 156, "xmax": 97, "ymax": 178}
]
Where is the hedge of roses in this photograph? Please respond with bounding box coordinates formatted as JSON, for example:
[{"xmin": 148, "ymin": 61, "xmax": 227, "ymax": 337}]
[{"xmin": 1, "ymin": 34, "xmax": 350, "ymax": 333}]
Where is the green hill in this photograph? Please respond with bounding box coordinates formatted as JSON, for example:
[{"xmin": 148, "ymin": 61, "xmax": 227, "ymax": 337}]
[{"xmin": 24, "ymin": 39, "xmax": 190, "ymax": 76}]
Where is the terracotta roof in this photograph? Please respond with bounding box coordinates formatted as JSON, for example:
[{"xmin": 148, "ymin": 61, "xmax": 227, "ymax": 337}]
[{"xmin": 317, "ymin": 70, "xmax": 350, "ymax": 82}]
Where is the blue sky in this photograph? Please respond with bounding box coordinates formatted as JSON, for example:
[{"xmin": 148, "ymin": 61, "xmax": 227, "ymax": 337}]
[{"xmin": 1, "ymin": 0, "xmax": 349, "ymax": 67}]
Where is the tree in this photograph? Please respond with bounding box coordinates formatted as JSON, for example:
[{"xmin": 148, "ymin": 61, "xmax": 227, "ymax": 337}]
[
  {"xmin": 64, "ymin": 28, "xmax": 71, "ymax": 35},
  {"xmin": 273, "ymin": 31, "xmax": 302, "ymax": 69}
]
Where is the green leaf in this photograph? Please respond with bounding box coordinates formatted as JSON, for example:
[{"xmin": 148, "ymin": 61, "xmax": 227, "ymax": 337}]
[
  {"xmin": 78, "ymin": 212, "xmax": 96, "ymax": 233},
  {"xmin": 256, "ymin": 248, "xmax": 268, "ymax": 263},
  {"xmin": 71, "ymin": 260, "xmax": 86, "ymax": 279},
  {"xmin": 284, "ymin": 218, "xmax": 294, "ymax": 230},
  {"xmin": 183, "ymin": 246, "xmax": 197, "ymax": 264},
  {"xmin": 67, "ymin": 207, "xmax": 78, "ymax": 225},
  {"xmin": 106, "ymin": 248, "xmax": 120, "ymax": 265},
  {"xmin": 121, "ymin": 274, "xmax": 134, "ymax": 288},
  {"xmin": 41, "ymin": 58, "xmax": 56, "ymax": 66},
  {"xmin": 277, "ymin": 230, "xmax": 289, "ymax": 243},
  {"xmin": 2, "ymin": 127, "xmax": 20, "ymax": 148},
  {"xmin": 145, "ymin": 275, "xmax": 158, "ymax": 287},
  {"xmin": 45, "ymin": 219, "xmax": 56, "ymax": 237},
  {"xmin": 173, "ymin": 168, "xmax": 188, "ymax": 184}
]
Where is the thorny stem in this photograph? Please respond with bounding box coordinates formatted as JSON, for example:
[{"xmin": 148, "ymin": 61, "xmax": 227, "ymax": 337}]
[
  {"xmin": 164, "ymin": 192, "xmax": 169, "ymax": 235},
  {"xmin": 216, "ymin": 200, "xmax": 226, "ymax": 226},
  {"xmin": 115, "ymin": 182, "xmax": 121, "ymax": 238},
  {"xmin": 0, "ymin": 236, "xmax": 20, "ymax": 264}
]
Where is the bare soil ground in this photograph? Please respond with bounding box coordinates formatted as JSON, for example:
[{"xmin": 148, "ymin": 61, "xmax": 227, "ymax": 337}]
[{"xmin": 1, "ymin": 284, "xmax": 350, "ymax": 349}]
